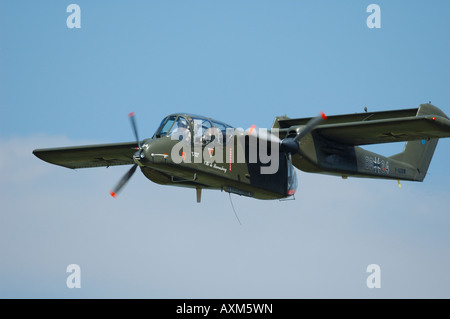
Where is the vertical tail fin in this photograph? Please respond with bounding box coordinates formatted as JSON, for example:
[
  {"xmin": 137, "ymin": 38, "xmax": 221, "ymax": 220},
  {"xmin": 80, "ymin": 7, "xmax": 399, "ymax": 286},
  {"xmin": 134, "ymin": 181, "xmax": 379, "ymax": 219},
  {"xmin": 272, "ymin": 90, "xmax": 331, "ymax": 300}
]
[
  {"xmin": 389, "ymin": 103, "xmax": 443, "ymax": 181},
  {"xmin": 390, "ymin": 138, "xmax": 438, "ymax": 181}
]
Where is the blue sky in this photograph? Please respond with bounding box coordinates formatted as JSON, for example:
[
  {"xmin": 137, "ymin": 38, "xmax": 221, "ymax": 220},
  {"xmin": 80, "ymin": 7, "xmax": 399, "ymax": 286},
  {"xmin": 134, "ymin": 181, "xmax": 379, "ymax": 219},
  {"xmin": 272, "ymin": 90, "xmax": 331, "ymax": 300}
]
[{"xmin": 1, "ymin": 1, "xmax": 450, "ymax": 298}]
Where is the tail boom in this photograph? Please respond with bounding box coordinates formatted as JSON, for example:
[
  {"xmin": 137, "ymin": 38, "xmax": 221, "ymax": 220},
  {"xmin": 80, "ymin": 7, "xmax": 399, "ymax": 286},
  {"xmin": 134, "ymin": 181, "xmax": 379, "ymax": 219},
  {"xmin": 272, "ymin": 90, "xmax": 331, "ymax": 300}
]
[{"xmin": 286, "ymin": 103, "xmax": 449, "ymax": 182}]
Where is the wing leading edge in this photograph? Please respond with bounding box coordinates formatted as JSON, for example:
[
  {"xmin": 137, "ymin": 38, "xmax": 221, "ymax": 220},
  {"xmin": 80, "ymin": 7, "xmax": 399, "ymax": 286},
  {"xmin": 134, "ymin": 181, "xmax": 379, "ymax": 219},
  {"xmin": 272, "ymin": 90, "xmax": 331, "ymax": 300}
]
[{"xmin": 33, "ymin": 141, "xmax": 140, "ymax": 169}]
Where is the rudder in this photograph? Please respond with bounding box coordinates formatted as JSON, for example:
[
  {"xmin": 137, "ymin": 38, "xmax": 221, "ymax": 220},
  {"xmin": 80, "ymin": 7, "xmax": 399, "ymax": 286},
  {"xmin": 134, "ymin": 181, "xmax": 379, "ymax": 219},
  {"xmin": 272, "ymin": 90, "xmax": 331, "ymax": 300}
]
[
  {"xmin": 390, "ymin": 138, "xmax": 438, "ymax": 181},
  {"xmin": 389, "ymin": 103, "xmax": 443, "ymax": 181}
]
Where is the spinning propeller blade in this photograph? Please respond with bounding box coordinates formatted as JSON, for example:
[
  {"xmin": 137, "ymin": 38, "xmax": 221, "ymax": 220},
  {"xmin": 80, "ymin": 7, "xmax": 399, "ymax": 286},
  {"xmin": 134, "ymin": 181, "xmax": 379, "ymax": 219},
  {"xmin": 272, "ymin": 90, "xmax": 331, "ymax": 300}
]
[
  {"xmin": 129, "ymin": 112, "xmax": 141, "ymax": 149},
  {"xmin": 110, "ymin": 112, "xmax": 141, "ymax": 198},
  {"xmin": 110, "ymin": 164, "xmax": 138, "ymax": 198}
]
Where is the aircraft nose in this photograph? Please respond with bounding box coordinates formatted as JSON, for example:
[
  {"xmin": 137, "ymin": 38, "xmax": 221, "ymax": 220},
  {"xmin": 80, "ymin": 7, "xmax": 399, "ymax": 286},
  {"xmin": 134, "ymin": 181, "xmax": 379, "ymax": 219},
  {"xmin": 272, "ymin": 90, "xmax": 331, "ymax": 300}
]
[
  {"xmin": 137, "ymin": 149, "xmax": 146, "ymax": 159},
  {"xmin": 138, "ymin": 141, "xmax": 160, "ymax": 160},
  {"xmin": 134, "ymin": 139, "xmax": 170, "ymax": 166},
  {"xmin": 141, "ymin": 142, "xmax": 152, "ymax": 156},
  {"xmin": 133, "ymin": 149, "xmax": 143, "ymax": 165},
  {"xmin": 132, "ymin": 143, "xmax": 149, "ymax": 166}
]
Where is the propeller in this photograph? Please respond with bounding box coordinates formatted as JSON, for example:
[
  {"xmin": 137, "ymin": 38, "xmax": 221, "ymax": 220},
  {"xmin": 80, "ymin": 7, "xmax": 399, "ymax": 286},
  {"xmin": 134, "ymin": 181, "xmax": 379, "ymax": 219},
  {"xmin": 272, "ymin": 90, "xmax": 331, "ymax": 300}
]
[
  {"xmin": 246, "ymin": 111, "xmax": 326, "ymax": 154},
  {"xmin": 109, "ymin": 112, "xmax": 141, "ymax": 198},
  {"xmin": 280, "ymin": 111, "xmax": 327, "ymax": 154},
  {"xmin": 129, "ymin": 112, "xmax": 141, "ymax": 149},
  {"xmin": 109, "ymin": 164, "xmax": 138, "ymax": 198}
]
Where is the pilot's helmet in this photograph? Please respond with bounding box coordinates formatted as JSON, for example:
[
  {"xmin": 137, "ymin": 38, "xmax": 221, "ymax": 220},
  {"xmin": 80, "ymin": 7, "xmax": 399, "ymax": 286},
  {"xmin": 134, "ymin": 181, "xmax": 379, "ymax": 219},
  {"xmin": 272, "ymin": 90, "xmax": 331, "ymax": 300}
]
[{"xmin": 178, "ymin": 118, "xmax": 188, "ymax": 128}]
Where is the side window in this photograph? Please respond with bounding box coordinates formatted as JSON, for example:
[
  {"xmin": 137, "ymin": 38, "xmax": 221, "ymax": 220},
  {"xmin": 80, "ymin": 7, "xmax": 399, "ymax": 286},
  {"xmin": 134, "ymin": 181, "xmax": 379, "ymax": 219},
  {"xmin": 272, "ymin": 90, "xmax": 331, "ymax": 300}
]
[
  {"xmin": 169, "ymin": 117, "xmax": 191, "ymax": 142},
  {"xmin": 192, "ymin": 118, "xmax": 213, "ymax": 145},
  {"xmin": 212, "ymin": 121, "xmax": 228, "ymax": 144},
  {"xmin": 212, "ymin": 121, "xmax": 226, "ymax": 132},
  {"xmin": 169, "ymin": 117, "xmax": 189, "ymax": 134}
]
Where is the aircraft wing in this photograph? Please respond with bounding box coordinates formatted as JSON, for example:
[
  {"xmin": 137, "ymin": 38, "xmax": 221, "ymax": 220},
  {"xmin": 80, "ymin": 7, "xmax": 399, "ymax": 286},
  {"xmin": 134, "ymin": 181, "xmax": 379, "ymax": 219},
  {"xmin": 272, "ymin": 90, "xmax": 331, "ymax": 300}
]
[
  {"xmin": 33, "ymin": 141, "xmax": 140, "ymax": 169},
  {"xmin": 314, "ymin": 115, "xmax": 450, "ymax": 145},
  {"xmin": 275, "ymin": 105, "xmax": 450, "ymax": 146}
]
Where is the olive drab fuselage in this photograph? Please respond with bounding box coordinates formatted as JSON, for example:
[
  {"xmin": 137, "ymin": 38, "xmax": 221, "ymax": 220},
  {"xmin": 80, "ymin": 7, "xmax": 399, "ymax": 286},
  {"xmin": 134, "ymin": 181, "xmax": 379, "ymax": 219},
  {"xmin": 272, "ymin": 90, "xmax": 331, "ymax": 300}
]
[
  {"xmin": 135, "ymin": 113, "xmax": 298, "ymax": 200},
  {"xmin": 32, "ymin": 104, "xmax": 450, "ymax": 202}
]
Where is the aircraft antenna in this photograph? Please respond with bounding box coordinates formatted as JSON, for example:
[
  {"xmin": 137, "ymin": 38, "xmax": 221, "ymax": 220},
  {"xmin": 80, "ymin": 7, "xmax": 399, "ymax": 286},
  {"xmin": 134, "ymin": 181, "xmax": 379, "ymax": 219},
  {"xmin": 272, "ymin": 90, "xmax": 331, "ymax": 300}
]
[{"xmin": 228, "ymin": 193, "xmax": 242, "ymax": 226}]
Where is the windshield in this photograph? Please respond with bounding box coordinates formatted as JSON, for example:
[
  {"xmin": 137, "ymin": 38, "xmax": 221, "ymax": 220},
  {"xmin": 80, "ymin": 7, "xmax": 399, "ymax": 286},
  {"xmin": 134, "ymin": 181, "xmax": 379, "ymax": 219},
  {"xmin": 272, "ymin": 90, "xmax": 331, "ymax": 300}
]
[
  {"xmin": 155, "ymin": 115, "xmax": 176, "ymax": 137},
  {"xmin": 154, "ymin": 114, "xmax": 234, "ymax": 140},
  {"xmin": 154, "ymin": 115, "xmax": 192, "ymax": 138}
]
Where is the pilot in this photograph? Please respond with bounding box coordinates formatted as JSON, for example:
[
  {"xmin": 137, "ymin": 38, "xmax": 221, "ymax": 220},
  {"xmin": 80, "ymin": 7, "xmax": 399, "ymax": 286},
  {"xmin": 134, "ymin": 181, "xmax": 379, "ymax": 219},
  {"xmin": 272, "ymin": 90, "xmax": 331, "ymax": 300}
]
[
  {"xmin": 171, "ymin": 117, "xmax": 191, "ymax": 143},
  {"xmin": 202, "ymin": 127, "xmax": 222, "ymax": 145}
]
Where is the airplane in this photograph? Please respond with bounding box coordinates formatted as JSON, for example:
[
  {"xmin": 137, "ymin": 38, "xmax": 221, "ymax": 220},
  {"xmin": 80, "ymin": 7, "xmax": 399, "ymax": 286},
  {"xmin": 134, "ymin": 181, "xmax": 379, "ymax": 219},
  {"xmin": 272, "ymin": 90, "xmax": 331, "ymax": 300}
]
[{"xmin": 33, "ymin": 103, "xmax": 450, "ymax": 203}]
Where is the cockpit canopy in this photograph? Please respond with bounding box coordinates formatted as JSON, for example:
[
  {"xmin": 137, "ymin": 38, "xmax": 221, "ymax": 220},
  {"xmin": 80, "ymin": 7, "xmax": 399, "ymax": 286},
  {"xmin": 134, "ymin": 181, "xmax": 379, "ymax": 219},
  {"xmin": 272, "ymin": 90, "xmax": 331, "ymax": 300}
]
[{"xmin": 154, "ymin": 113, "xmax": 234, "ymax": 144}]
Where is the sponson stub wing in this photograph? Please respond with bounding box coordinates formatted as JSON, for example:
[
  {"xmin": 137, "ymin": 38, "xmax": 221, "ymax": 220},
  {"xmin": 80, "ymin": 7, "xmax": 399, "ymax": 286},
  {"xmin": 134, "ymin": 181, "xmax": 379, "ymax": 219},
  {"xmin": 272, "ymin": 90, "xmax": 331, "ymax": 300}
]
[
  {"xmin": 273, "ymin": 103, "xmax": 450, "ymax": 145},
  {"xmin": 33, "ymin": 141, "xmax": 142, "ymax": 169}
]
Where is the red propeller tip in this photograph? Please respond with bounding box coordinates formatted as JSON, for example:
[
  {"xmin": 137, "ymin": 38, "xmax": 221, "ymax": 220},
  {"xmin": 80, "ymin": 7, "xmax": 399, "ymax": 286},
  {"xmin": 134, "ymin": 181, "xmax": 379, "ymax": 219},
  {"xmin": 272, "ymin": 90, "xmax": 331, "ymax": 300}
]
[
  {"xmin": 320, "ymin": 111, "xmax": 327, "ymax": 120},
  {"xmin": 110, "ymin": 191, "xmax": 117, "ymax": 198},
  {"xmin": 128, "ymin": 112, "xmax": 135, "ymax": 118}
]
